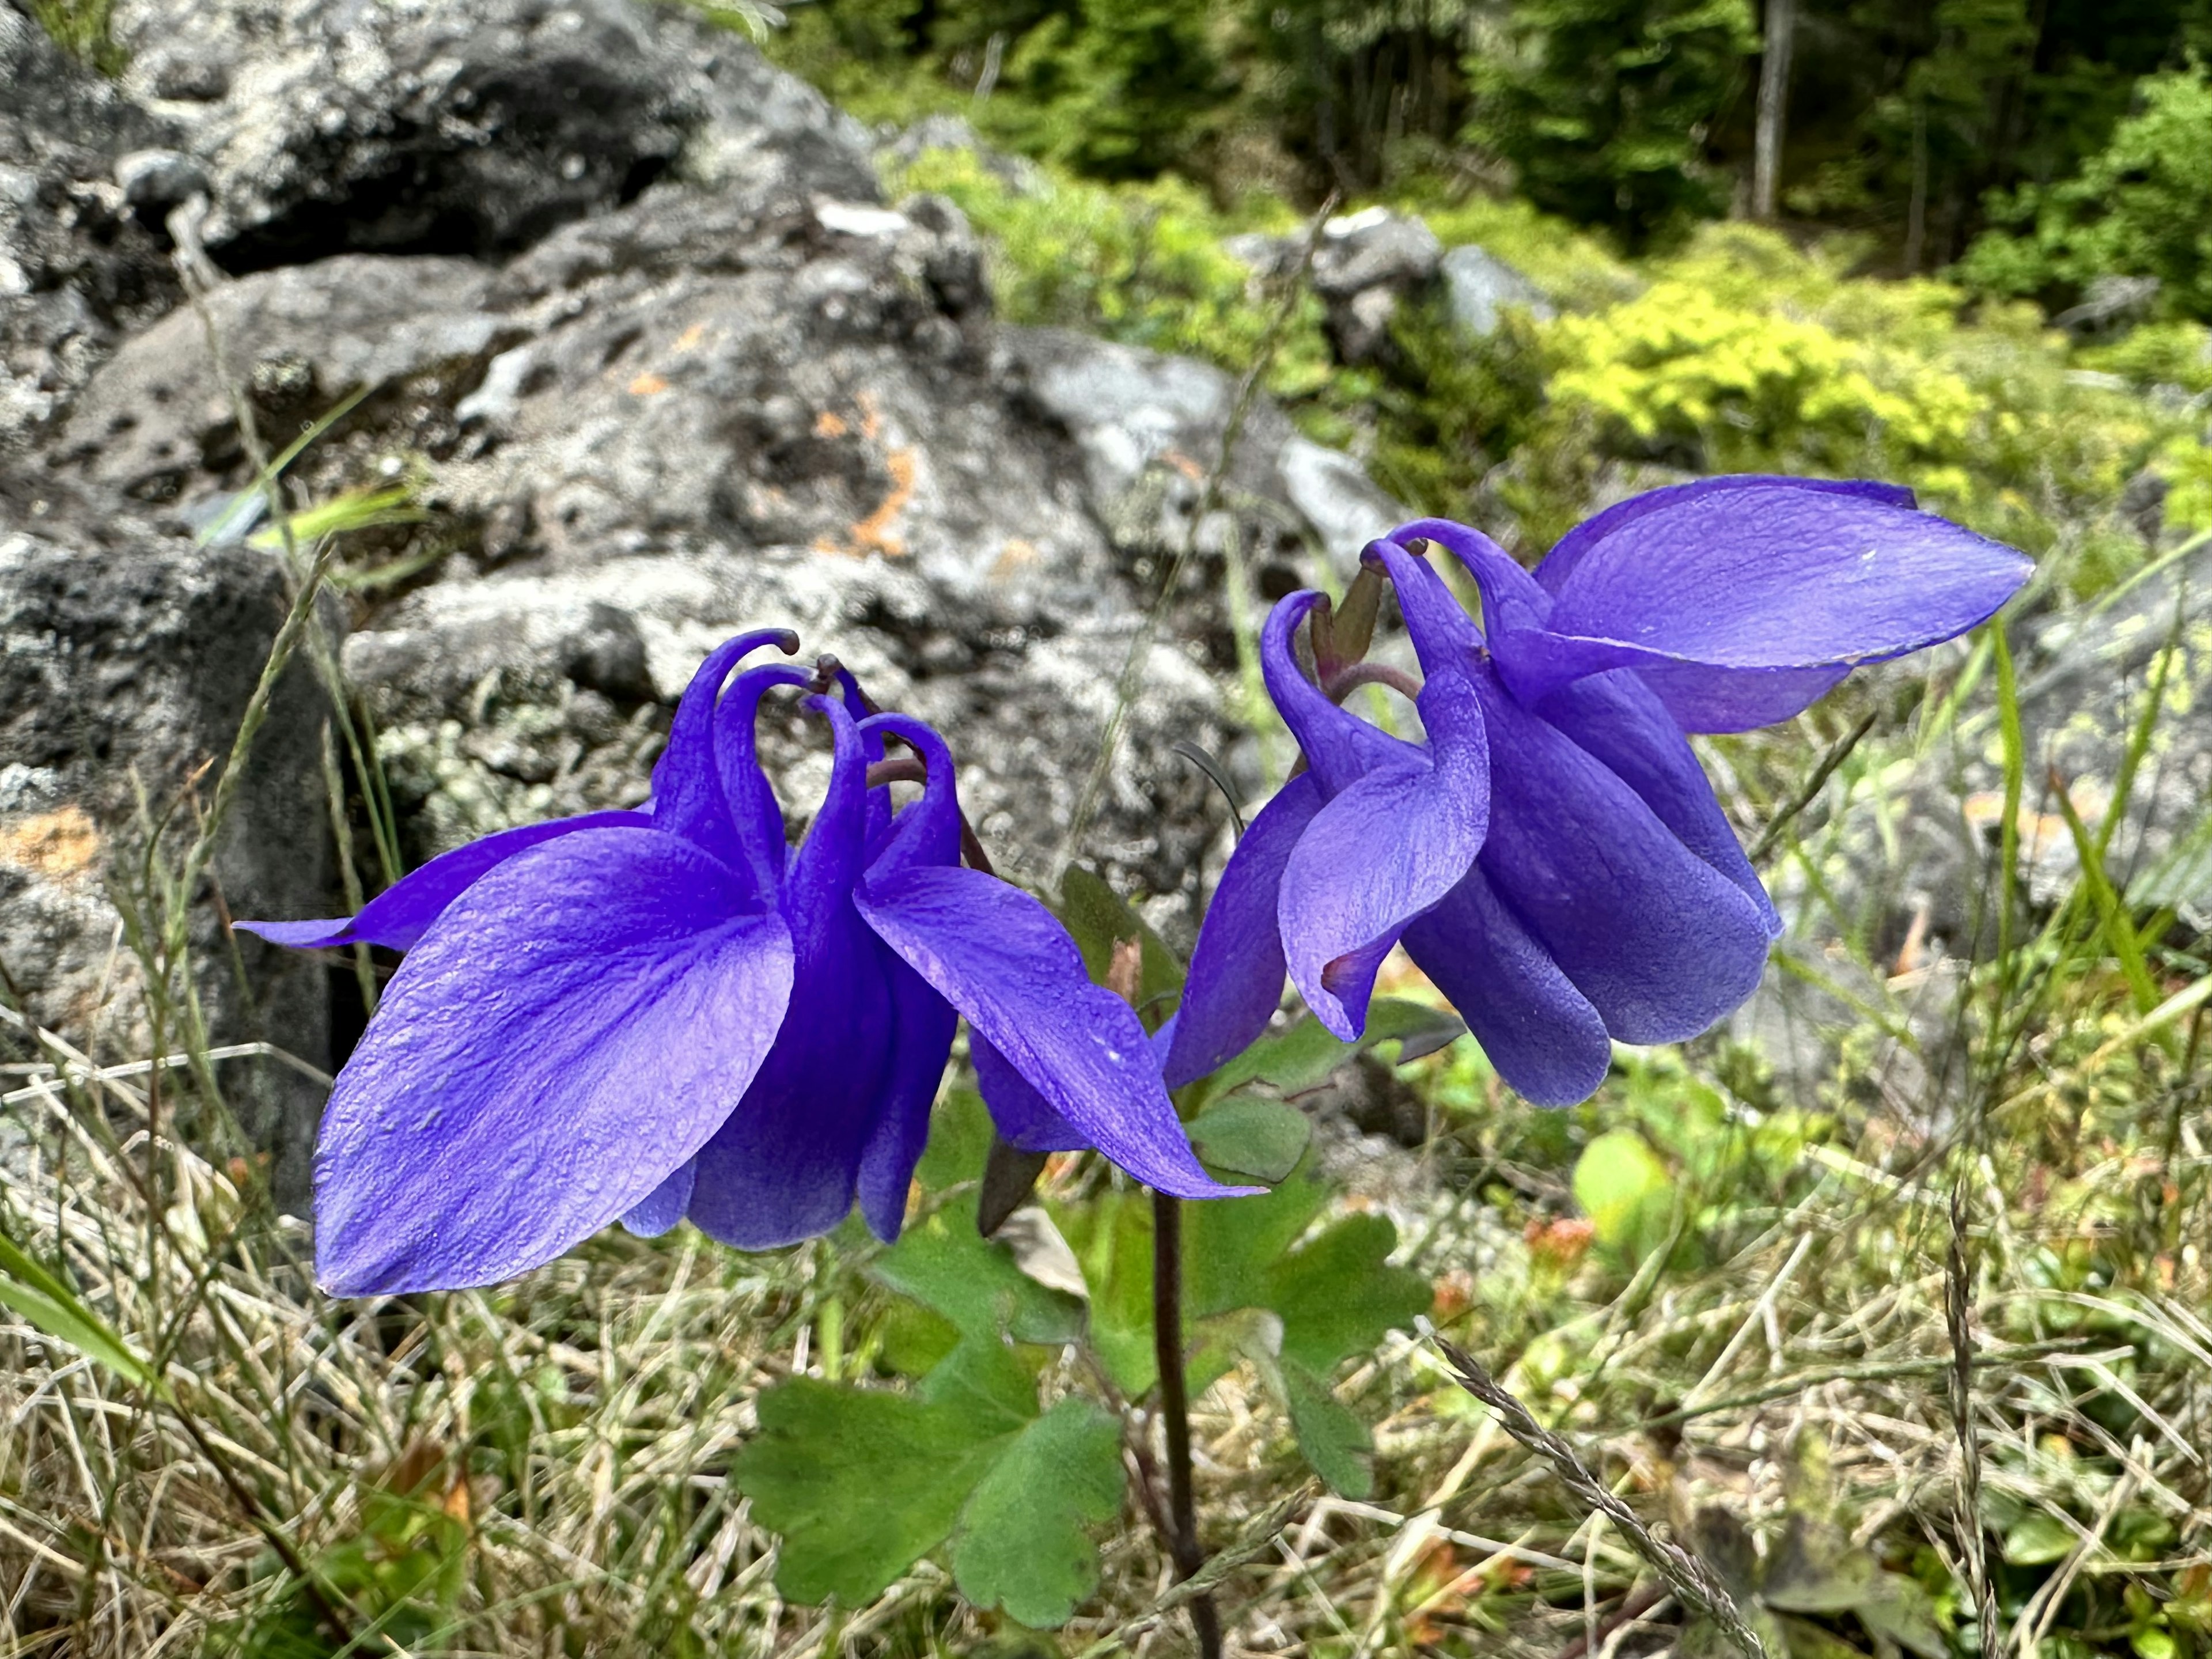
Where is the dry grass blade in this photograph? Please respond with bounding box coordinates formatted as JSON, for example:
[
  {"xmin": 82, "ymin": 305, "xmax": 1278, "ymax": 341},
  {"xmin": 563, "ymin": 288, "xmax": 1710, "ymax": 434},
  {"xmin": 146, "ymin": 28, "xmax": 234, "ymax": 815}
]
[{"xmin": 1430, "ymin": 1335, "xmax": 1773, "ymax": 1659}]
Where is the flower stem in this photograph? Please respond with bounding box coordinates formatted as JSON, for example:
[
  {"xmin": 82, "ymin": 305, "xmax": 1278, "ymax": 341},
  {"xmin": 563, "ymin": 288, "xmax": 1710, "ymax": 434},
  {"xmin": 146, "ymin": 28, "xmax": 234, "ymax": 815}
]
[{"xmin": 1150, "ymin": 1189, "xmax": 1223, "ymax": 1659}]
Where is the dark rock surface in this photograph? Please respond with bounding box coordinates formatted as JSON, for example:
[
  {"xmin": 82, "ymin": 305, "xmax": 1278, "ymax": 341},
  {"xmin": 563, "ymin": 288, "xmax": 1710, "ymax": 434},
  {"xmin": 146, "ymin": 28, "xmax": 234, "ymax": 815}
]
[
  {"xmin": 0, "ymin": 7, "xmax": 179, "ymax": 454},
  {"xmin": 1, "ymin": 0, "xmax": 1410, "ymax": 1198},
  {"xmin": 0, "ymin": 474, "xmax": 333, "ymax": 1190},
  {"xmin": 1440, "ymin": 243, "xmax": 1554, "ymax": 340}
]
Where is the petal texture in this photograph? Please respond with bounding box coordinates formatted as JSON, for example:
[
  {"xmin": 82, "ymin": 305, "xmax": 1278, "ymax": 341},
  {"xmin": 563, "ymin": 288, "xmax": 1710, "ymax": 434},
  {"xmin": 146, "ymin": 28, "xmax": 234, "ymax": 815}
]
[
  {"xmin": 856, "ymin": 865, "xmax": 1257, "ymax": 1200},
  {"xmin": 1539, "ymin": 484, "xmax": 2029, "ymax": 682},
  {"xmin": 622, "ymin": 1160, "xmax": 697, "ymax": 1237},
  {"xmin": 1261, "ymin": 590, "xmax": 1418, "ymax": 795},
  {"xmin": 237, "ymin": 809, "xmax": 649, "ymax": 951},
  {"xmin": 1401, "ymin": 866, "xmax": 1612, "ymax": 1107},
  {"xmin": 1535, "ymin": 669, "xmax": 1779, "ymax": 935},
  {"xmin": 1533, "ymin": 476, "xmax": 1918, "ymax": 594},
  {"xmin": 313, "ymin": 828, "xmax": 794, "ymax": 1294},
  {"xmin": 690, "ymin": 697, "xmax": 893, "ymax": 1250},
  {"xmin": 653, "ymin": 629, "xmax": 798, "ymax": 870},
  {"xmin": 1468, "ymin": 668, "xmax": 1772, "ymax": 1045},
  {"xmin": 1277, "ymin": 655, "xmax": 1489, "ymax": 1040},
  {"xmin": 711, "ymin": 661, "xmax": 813, "ymax": 897},
  {"xmin": 973, "ymin": 1033, "xmax": 1089, "ymax": 1152},
  {"xmin": 1161, "ymin": 773, "xmax": 1321, "ymax": 1089},
  {"xmin": 853, "ymin": 945, "xmax": 959, "ymax": 1241}
]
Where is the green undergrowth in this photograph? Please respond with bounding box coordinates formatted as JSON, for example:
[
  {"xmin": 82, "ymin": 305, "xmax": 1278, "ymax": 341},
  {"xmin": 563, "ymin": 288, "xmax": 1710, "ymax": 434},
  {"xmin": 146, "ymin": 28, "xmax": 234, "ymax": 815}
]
[
  {"xmin": 4, "ymin": 576, "xmax": 2209, "ymax": 1655},
  {"xmin": 888, "ymin": 141, "xmax": 2211, "ymax": 593}
]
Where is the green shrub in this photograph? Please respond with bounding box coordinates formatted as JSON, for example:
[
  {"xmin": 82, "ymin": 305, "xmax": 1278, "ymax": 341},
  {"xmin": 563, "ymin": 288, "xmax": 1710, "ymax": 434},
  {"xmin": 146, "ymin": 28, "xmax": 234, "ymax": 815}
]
[
  {"xmin": 888, "ymin": 146, "xmax": 1333, "ymax": 391},
  {"xmin": 1960, "ymin": 63, "xmax": 2212, "ymax": 321},
  {"xmin": 1533, "ymin": 224, "xmax": 2174, "ymax": 554}
]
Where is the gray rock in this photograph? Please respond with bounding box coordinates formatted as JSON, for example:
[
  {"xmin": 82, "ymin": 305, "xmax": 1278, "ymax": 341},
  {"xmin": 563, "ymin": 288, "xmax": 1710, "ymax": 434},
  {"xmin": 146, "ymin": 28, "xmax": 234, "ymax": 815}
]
[
  {"xmin": 1309, "ymin": 206, "xmax": 1442, "ymax": 300},
  {"xmin": 0, "ymin": 475, "xmax": 338, "ymax": 1196},
  {"xmin": 5, "ymin": 0, "xmax": 1416, "ymax": 1208},
  {"xmin": 2006, "ymin": 546, "xmax": 2212, "ymax": 929},
  {"xmin": 2052, "ymin": 274, "xmax": 2161, "ymax": 338},
  {"xmin": 54, "ymin": 253, "xmax": 512, "ymax": 501},
  {"xmin": 1751, "ymin": 538, "xmax": 2212, "ymax": 1117},
  {"xmin": 1, "ymin": 5, "xmax": 180, "ymax": 454},
  {"xmin": 1225, "ymin": 207, "xmax": 1446, "ymax": 365},
  {"xmin": 1003, "ymin": 327, "xmax": 1400, "ymax": 582},
  {"xmin": 107, "ymin": 0, "xmax": 874, "ymax": 268},
  {"xmin": 114, "ymin": 146, "xmax": 209, "ymax": 214},
  {"xmin": 1440, "ymin": 243, "xmax": 1554, "ymax": 339}
]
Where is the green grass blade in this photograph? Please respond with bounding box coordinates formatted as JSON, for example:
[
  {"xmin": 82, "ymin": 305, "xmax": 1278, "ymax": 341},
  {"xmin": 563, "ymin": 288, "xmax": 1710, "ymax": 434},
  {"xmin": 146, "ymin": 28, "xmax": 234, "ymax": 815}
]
[{"xmin": 0, "ymin": 1228, "xmax": 156, "ymax": 1388}]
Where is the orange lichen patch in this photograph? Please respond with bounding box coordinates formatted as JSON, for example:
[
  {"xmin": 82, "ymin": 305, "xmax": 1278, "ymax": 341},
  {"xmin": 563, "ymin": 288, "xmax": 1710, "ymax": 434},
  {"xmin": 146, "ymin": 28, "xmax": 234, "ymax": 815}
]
[
  {"xmin": 850, "ymin": 448, "xmax": 917, "ymax": 557},
  {"xmin": 1525, "ymin": 1215, "xmax": 1595, "ymax": 1271},
  {"xmin": 813, "ymin": 408, "xmax": 850, "ymax": 438},
  {"xmin": 627, "ymin": 371, "xmax": 670, "ymax": 396},
  {"xmin": 990, "ymin": 537, "xmax": 1041, "ymax": 579},
  {"xmin": 812, "ymin": 533, "xmax": 858, "ymax": 559},
  {"xmin": 0, "ymin": 806, "xmax": 101, "ymax": 882},
  {"xmin": 857, "ymin": 389, "xmax": 884, "ymax": 441},
  {"xmin": 1430, "ymin": 1266, "xmax": 1476, "ymax": 1323},
  {"xmin": 672, "ymin": 322, "xmax": 708, "ymax": 352},
  {"xmin": 1964, "ymin": 779, "xmax": 2109, "ymax": 859},
  {"xmin": 1162, "ymin": 448, "xmax": 1205, "ymax": 482}
]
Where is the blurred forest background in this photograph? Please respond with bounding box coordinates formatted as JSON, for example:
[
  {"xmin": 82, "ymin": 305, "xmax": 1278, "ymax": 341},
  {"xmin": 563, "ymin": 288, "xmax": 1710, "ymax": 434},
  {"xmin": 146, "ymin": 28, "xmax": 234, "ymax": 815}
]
[{"xmin": 756, "ymin": 0, "xmax": 2212, "ymax": 579}]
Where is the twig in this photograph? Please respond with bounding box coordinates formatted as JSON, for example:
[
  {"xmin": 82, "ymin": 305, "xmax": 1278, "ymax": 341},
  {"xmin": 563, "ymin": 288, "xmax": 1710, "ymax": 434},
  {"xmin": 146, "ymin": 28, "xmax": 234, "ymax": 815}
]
[
  {"xmin": 1430, "ymin": 1336, "xmax": 1772, "ymax": 1659},
  {"xmin": 1052, "ymin": 191, "xmax": 1339, "ymax": 881},
  {"xmin": 1747, "ymin": 707, "xmax": 1880, "ymax": 863},
  {"xmin": 1949, "ymin": 1184, "xmax": 2002, "ymax": 1659},
  {"xmin": 1073, "ymin": 1488, "xmax": 1312, "ymax": 1659},
  {"xmin": 1151, "ymin": 1190, "xmax": 1222, "ymax": 1659},
  {"xmin": 1634, "ymin": 1339, "xmax": 2088, "ymax": 1431}
]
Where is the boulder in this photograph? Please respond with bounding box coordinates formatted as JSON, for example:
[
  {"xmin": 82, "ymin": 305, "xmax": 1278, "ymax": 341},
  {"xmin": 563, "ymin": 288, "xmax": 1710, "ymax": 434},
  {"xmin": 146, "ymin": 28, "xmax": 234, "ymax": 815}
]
[
  {"xmin": 7, "ymin": 0, "xmax": 1418, "ymax": 1208},
  {"xmin": 1739, "ymin": 541, "xmax": 2212, "ymax": 1113},
  {"xmin": 0, "ymin": 4, "xmax": 179, "ymax": 454},
  {"xmin": 1440, "ymin": 243, "xmax": 1554, "ymax": 339},
  {"xmin": 0, "ymin": 474, "xmax": 336, "ymax": 1194},
  {"xmin": 105, "ymin": 0, "xmax": 875, "ymax": 268},
  {"xmin": 1228, "ymin": 207, "xmax": 1444, "ymax": 365}
]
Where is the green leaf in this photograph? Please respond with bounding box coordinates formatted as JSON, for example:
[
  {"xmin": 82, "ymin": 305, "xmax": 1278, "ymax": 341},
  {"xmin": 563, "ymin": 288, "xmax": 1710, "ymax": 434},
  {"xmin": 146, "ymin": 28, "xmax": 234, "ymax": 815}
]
[
  {"xmin": 2132, "ymin": 1627, "xmax": 2177, "ymax": 1659},
  {"xmin": 1262, "ymin": 1213, "xmax": 1431, "ymax": 1376},
  {"xmin": 0, "ymin": 1229, "xmax": 155, "ymax": 1388},
  {"xmin": 732, "ymin": 1373, "xmax": 1012, "ymax": 1606},
  {"xmin": 950, "ymin": 1398, "xmax": 1126, "ymax": 1627},
  {"xmin": 1187, "ymin": 1306, "xmax": 1283, "ymax": 1389},
  {"xmin": 1202, "ymin": 1001, "xmax": 1462, "ymax": 1100},
  {"xmin": 1572, "ymin": 1130, "xmax": 1675, "ymax": 1264},
  {"xmin": 1187, "ymin": 1096, "xmax": 1311, "ymax": 1181},
  {"xmin": 1760, "ymin": 1516, "xmax": 1887, "ymax": 1613},
  {"xmin": 1772, "ymin": 1613, "xmax": 1880, "ymax": 1659},
  {"xmin": 1276, "ymin": 1358, "xmax": 1375, "ymax": 1498},
  {"xmin": 2002, "ymin": 1512, "xmax": 2078, "ymax": 1566},
  {"xmin": 914, "ymin": 1087, "xmax": 995, "ymax": 1192},
  {"xmin": 871, "ymin": 1208, "xmax": 1085, "ymax": 1348},
  {"xmin": 1054, "ymin": 1188, "xmax": 1157, "ymax": 1396},
  {"xmin": 919, "ymin": 1332, "xmax": 1045, "ymax": 1421},
  {"xmin": 736, "ymin": 1339, "xmax": 1121, "ymax": 1626},
  {"xmin": 1857, "ymin": 1573, "xmax": 1948, "ymax": 1658},
  {"xmin": 1057, "ymin": 866, "xmax": 1184, "ymax": 1011}
]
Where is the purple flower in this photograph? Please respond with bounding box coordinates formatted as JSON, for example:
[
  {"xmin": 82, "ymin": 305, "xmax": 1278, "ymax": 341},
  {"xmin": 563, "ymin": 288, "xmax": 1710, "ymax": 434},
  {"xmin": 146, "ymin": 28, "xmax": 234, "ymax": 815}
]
[
  {"xmin": 1164, "ymin": 477, "xmax": 2033, "ymax": 1108},
  {"xmin": 243, "ymin": 629, "xmax": 1246, "ymax": 1295}
]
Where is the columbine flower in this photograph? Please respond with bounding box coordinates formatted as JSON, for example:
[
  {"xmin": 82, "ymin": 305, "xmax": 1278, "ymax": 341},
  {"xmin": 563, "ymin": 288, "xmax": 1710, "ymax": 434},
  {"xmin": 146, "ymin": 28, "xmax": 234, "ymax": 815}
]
[
  {"xmin": 1164, "ymin": 476, "xmax": 2032, "ymax": 1107},
  {"xmin": 244, "ymin": 629, "xmax": 1244, "ymax": 1295}
]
